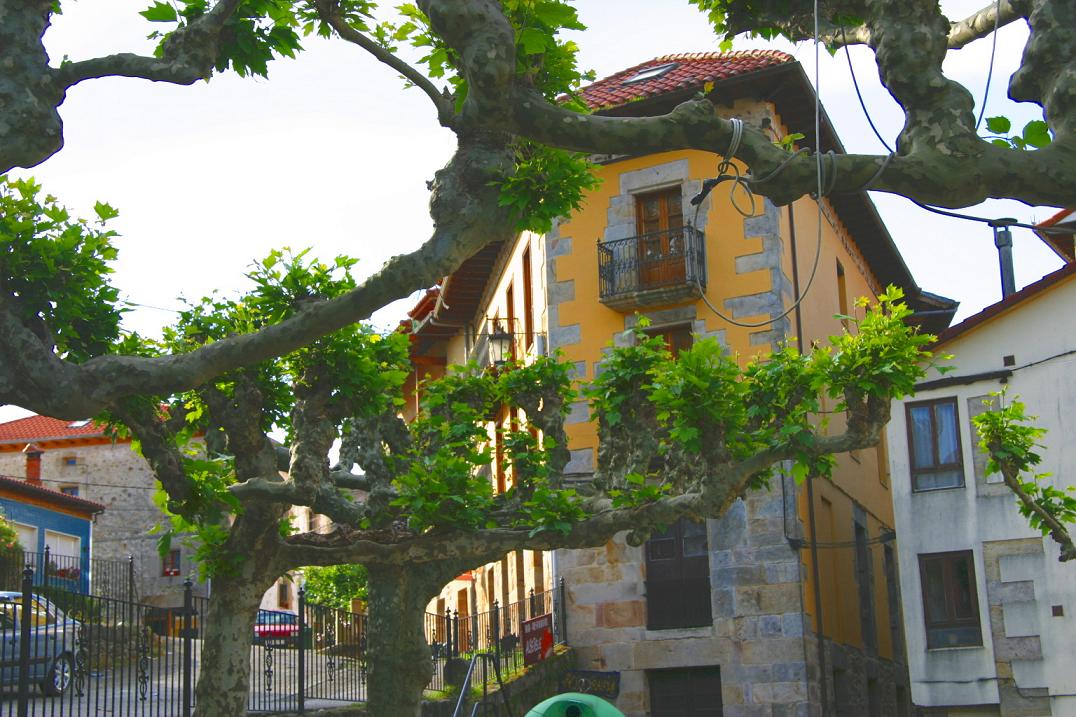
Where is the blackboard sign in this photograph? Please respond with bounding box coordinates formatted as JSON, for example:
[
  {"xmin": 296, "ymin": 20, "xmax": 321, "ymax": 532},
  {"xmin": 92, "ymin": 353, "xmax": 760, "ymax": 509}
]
[{"xmin": 561, "ymin": 670, "xmax": 621, "ymax": 699}]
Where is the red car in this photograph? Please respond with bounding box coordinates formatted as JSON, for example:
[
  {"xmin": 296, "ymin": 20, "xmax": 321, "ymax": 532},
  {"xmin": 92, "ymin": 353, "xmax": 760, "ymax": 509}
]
[{"xmin": 253, "ymin": 610, "xmax": 299, "ymax": 647}]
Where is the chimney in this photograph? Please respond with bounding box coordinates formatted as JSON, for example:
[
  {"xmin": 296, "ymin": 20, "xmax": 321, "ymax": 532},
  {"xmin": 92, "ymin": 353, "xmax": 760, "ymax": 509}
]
[
  {"xmin": 23, "ymin": 443, "xmax": 43, "ymax": 485},
  {"xmin": 991, "ymin": 219, "xmax": 1017, "ymax": 299}
]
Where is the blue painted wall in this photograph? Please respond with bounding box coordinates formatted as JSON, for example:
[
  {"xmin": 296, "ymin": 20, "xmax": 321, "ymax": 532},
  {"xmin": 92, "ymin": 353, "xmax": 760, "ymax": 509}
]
[{"xmin": 0, "ymin": 498, "xmax": 92, "ymax": 593}]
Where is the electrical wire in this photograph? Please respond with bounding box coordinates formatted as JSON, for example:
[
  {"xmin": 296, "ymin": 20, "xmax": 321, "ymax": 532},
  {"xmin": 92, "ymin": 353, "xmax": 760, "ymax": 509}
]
[
  {"xmin": 840, "ymin": 20, "xmax": 1074, "ymax": 235},
  {"xmin": 975, "ymin": 0, "xmax": 1003, "ymax": 130},
  {"xmin": 842, "ymin": 27, "xmax": 894, "ymax": 153},
  {"xmin": 687, "ymin": 3, "xmax": 828, "ymax": 330}
]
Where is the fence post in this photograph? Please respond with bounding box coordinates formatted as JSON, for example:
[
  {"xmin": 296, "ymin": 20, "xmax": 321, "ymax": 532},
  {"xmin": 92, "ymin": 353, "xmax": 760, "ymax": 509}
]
[
  {"xmin": 558, "ymin": 577, "xmax": 567, "ymax": 643},
  {"xmin": 182, "ymin": 577, "xmax": 193, "ymax": 717},
  {"xmin": 16, "ymin": 565, "xmax": 33, "ymax": 717},
  {"xmin": 491, "ymin": 600, "xmax": 501, "ymax": 659},
  {"xmin": 43, "ymin": 544, "xmax": 50, "ymax": 590},
  {"xmin": 298, "ymin": 585, "xmax": 306, "ymax": 714},
  {"xmin": 128, "ymin": 554, "xmax": 136, "ymax": 600},
  {"xmin": 528, "ymin": 588, "xmax": 535, "ymax": 619},
  {"xmin": 444, "ymin": 609, "xmax": 453, "ymax": 658},
  {"xmin": 452, "ymin": 609, "xmax": 460, "ymax": 658}
]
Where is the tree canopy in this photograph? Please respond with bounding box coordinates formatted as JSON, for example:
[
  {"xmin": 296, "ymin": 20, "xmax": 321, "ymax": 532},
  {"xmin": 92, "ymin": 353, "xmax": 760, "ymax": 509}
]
[{"xmin": 1, "ymin": 1, "xmax": 1073, "ymax": 715}]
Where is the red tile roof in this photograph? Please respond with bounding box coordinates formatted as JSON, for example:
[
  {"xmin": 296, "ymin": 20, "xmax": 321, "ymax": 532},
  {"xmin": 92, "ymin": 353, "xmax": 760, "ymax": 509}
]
[
  {"xmin": 1034, "ymin": 208, "xmax": 1075, "ymax": 263},
  {"xmin": 0, "ymin": 474, "xmax": 106, "ymax": 514},
  {"xmin": 0, "ymin": 415, "xmax": 106, "ymax": 444},
  {"xmin": 578, "ymin": 50, "xmax": 794, "ymax": 111}
]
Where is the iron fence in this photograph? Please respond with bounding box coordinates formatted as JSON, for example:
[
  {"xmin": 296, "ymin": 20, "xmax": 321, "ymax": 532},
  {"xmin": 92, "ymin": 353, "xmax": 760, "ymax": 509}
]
[
  {"xmin": 0, "ymin": 549, "xmax": 136, "ymax": 601},
  {"xmin": 0, "ymin": 565, "xmax": 567, "ymax": 715},
  {"xmin": 597, "ymin": 225, "xmax": 706, "ymax": 300},
  {"xmin": 424, "ymin": 579, "xmax": 567, "ymax": 696}
]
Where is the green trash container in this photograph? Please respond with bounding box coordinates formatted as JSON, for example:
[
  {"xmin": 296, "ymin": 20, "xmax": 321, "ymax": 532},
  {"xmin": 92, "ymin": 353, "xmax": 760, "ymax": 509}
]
[{"xmin": 524, "ymin": 692, "xmax": 626, "ymax": 717}]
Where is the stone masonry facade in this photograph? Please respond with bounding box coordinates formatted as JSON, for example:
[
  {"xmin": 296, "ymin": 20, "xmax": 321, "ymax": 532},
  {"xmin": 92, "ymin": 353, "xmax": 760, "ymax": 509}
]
[
  {"xmin": 546, "ymin": 164, "xmax": 910, "ymax": 714},
  {"xmin": 0, "ymin": 441, "xmax": 208, "ymax": 603}
]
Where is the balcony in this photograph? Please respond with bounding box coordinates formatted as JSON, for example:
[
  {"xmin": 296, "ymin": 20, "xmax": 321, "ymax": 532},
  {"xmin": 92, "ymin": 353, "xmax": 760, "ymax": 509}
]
[{"xmin": 597, "ymin": 225, "xmax": 706, "ymax": 311}]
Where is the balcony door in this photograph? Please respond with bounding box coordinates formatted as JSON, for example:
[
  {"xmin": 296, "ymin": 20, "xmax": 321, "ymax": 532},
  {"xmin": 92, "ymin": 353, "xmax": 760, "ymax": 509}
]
[{"xmin": 636, "ymin": 187, "xmax": 685, "ymax": 288}]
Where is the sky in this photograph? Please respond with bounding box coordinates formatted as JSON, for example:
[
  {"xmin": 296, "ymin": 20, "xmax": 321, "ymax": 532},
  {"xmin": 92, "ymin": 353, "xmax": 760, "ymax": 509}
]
[{"xmin": 1, "ymin": 0, "xmax": 1063, "ymax": 423}]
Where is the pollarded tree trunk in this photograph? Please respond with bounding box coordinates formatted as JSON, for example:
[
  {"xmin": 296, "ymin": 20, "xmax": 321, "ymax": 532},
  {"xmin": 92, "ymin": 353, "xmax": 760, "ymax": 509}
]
[
  {"xmin": 192, "ymin": 513, "xmax": 282, "ymax": 717},
  {"xmin": 364, "ymin": 565, "xmax": 442, "ymax": 717}
]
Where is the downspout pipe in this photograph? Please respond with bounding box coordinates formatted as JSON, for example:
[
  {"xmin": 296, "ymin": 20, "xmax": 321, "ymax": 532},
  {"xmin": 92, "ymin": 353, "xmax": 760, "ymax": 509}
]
[{"xmin": 788, "ymin": 202, "xmax": 830, "ymax": 716}]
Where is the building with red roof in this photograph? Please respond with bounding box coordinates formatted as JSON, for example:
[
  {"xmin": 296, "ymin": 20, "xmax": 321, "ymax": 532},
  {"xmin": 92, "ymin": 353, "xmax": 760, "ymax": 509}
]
[
  {"xmin": 403, "ymin": 49, "xmax": 962, "ymax": 716},
  {"xmin": 0, "ymin": 413, "xmax": 210, "ymax": 604}
]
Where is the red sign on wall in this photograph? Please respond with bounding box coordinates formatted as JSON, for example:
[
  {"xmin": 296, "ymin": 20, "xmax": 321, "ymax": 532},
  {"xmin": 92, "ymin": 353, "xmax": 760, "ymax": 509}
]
[{"xmin": 522, "ymin": 613, "xmax": 554, "ymax": 666}]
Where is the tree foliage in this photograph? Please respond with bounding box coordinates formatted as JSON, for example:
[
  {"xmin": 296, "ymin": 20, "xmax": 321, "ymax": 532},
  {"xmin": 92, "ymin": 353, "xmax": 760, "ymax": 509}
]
[
  {"xmin": 302, "ymin": 563, "xmax": 369, "ymax": 609},
  {"xmin": 1, "ymin": 0, "xmax": 1072, "ymax": 713},
  {"xmin": 973, "ymin": 392, "xmax": 1076, "ymax": 562}
]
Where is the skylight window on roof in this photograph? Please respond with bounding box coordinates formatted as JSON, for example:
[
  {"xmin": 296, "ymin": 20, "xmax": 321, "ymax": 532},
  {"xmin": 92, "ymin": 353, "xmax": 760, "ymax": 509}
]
[
  {"xmin": 623, "ymin": 63, "xmax": 678, "ymax": 85},
  {"xmin": 67, "ymin": 419, "xmax": 92, "ymax": 428}
]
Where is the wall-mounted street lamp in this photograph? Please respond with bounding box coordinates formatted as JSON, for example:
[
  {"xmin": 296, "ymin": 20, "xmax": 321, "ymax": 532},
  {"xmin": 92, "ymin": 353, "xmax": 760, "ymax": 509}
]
[{"xmin": 487, "ymin": 319, "xmax": 515, "ymax": 368}]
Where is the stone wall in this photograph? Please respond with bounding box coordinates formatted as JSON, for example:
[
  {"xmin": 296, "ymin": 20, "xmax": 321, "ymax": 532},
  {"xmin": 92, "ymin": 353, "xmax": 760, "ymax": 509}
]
[
  {"xmin": 556, "ymin": 483, "xmax": 819, "ymax": 717},
  {"xmin": 821, "ymin": 636, "xmax": 911, "ymax": 717},
  {"xmin": 0, "ymin": 442, "xmax": 208, "ymax": 601}
]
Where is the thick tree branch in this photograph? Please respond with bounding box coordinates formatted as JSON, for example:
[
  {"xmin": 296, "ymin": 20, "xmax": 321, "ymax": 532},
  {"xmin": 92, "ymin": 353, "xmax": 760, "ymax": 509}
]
[
  {"xmin": 330, "ymin": 470, "xmax": 373, "ymax": 491},
  {"xmin": 949, "ymin": 0, "xmax": 1022, "ymax": 49},
  {"xmin": 279, "ymin": 391, "xmax": 890, "ymax": 568},
  {"xmin": 990, "ymin": 450, "xmax": 1076, "ymax": 562},
  {"xmin": 826, "ymin": 1, "xmax": 1022, "ymax": 49},
  {"xmin": 201, "ymin": 380, "xmax": 278, "ymax": 480},
  {"xmin": 509, "ymin": 89, "xmax": 1075, "ymax": 208},
  {"xmin": 55, "ymin": 0, "xmax": 243, "ymax": 89},
  {"xmin": 312, "ymin": 0, "xmax": 455, "ymax": 126},
  {"xmin": 0, "ymin": 136, "xmax": 516, "ymax": 419},
  {"xmin": 112, "ymin": 400, "xmax": 194, "ymax": 506}
]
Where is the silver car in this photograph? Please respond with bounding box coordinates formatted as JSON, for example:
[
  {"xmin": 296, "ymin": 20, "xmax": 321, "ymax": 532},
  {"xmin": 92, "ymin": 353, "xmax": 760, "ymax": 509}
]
[{"xmin": 0, "ymin": 592, "xmax": 78, "ymax": 696}]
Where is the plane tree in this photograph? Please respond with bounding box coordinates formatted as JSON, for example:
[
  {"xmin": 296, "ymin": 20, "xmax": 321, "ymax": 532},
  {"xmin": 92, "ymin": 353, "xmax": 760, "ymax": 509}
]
[
  {"xmin": 1, "ymin": 0, "xmax": 1074, "ymax": 714},
  {"xmin": 105, "ymin": 244, "xmax": 935, "ymax": 716},
  {"xmin": 1, "ymin": 0, "xmax": 1073, "ymax": 422}
]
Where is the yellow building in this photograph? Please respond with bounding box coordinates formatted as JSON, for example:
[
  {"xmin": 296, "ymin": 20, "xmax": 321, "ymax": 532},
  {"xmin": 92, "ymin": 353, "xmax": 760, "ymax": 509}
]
[
  {"xmin": 542, "ymin": 52, "xmax": 955, "ymax": 717},
  {"xmin": 405, "ymin": 50, "xmax": 956, "ymax": 716},
  {"xmin": 404, "ymin": 232, "xmax": 556, "ymax": 647}
]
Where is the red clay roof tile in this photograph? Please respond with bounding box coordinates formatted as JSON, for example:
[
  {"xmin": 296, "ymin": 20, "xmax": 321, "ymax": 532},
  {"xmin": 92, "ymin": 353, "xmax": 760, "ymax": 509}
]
[
  {"xmin": 0, "ymin": 415, "xmax": 106, "ymax": 444},
  {"xmin": 0, "ymin": 473, "xmax": 105, "ymax": 513},
  {"xmin": 578, "ymin": 50, "xmax": 793, "ymax": 111}
]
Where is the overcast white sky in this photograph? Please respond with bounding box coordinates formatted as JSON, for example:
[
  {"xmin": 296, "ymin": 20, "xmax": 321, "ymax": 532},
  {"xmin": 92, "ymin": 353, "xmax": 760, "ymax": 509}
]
[{"xmin": 1, "ymin": 0, "xmax": 1062, "ymax": 422}]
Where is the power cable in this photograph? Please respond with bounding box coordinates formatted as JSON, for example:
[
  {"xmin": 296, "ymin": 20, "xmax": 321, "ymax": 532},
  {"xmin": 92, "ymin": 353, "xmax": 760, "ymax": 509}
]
[
  {"xmin": 975, "ymin": 0, "xmax": 1003, "ymax": 130},
  {"xmin": 840, "ymin": 22, "xmax": 1072, "ymax": 235},
  {"xmin": 687, "ymin": 4, "xmax": 829, "ymax": 330}
]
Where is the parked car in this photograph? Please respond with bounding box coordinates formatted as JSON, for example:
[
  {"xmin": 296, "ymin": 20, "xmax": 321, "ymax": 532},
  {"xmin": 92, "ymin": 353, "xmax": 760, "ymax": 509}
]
[
  {"xmin": 253, "ymin": 610, "xmax": 299, "ymax": 647},
  {"xmin": 0, "ymin": 592, "xmax": 78, "ymax": 696}
]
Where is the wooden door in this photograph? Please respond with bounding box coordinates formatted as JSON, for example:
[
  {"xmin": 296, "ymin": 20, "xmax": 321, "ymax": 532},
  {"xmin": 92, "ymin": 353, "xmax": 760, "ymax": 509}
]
[{"xmin": 636, "ymin": 187, "xmax": 686, "ymax": 287}]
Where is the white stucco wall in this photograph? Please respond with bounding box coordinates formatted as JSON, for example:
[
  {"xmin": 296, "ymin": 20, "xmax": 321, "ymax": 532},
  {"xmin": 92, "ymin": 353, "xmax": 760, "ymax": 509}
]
[{"xmin": 887, "ymin": 273, "xmax": 1076, "ymax": 712}]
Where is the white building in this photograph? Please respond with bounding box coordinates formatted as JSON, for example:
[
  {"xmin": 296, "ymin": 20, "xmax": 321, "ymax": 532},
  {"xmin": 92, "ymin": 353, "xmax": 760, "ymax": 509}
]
[{"xmin": 886, "ymin": 261, "xmax": 1076, "ymax": 716}]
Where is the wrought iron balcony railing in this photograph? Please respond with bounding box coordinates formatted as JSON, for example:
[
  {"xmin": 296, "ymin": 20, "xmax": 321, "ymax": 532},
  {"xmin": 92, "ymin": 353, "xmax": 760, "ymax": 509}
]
[{"xmin": 597, "ymin": 225, "xmax": 706, "ymax": 310}]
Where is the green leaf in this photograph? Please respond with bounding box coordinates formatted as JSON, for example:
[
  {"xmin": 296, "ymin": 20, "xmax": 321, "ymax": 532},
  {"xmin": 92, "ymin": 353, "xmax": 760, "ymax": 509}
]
[
  {"xmin": 518, "ymin": 27, "xmax": 550, "ymax": 55},
  {"xmin": 140, "ymin": 2, "xmax": 178, "ymax": 22},
  {"xmin": 94, "ymin": 201, "xmax": 119, "ymax": 221},
  {"xmin": 985, "ymin": 115, "xmax": 1011, "ymax": 134},
  {"xmin": 1021, "ymin": 120, "xmax": 1052, "ymax": 149}
]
